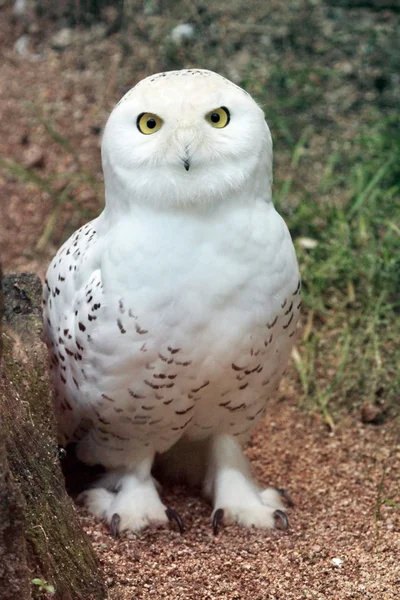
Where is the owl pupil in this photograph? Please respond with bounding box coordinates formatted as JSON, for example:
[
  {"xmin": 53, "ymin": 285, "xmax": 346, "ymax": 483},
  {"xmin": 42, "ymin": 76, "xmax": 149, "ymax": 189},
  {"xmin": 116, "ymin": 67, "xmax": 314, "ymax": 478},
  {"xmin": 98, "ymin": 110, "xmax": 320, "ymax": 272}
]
[
  {"xmin": 147, "ymin": 118, "xmax": 156, "ymax": 129},
  {"xmin": 211, "ymin": 113, "xmax": 220, "ymax": 123}
]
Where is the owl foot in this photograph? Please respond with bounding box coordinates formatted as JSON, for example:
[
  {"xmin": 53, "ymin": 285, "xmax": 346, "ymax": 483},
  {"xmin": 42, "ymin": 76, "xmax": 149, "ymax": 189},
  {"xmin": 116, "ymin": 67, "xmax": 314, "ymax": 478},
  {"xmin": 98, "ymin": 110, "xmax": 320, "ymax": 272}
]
[
  {"xmin": 101, "ymin": 507, "xmax": 183, "ymax": 537},
  {"xmin": 77, "ymin": 471, "xmax": 170, "ymax": 534},
  {"xmin": 212, "ymin": 505, "xmax": 289, "ymax": 535},
  {"xmin": 211, "ymin": 500, "xmax": 288, "ymax": 533},
  {"xmin": 206, "ymin": 434, "xmax": 291, "ymax": 532}
]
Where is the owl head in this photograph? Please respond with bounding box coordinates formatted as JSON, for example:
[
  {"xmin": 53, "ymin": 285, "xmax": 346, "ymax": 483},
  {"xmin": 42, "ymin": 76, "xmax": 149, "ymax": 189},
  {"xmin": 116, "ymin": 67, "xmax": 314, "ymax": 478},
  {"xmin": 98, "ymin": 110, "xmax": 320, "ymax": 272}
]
[{"xmin": 101, "ymin": 69, "xmax": 273, "ymax": 210}]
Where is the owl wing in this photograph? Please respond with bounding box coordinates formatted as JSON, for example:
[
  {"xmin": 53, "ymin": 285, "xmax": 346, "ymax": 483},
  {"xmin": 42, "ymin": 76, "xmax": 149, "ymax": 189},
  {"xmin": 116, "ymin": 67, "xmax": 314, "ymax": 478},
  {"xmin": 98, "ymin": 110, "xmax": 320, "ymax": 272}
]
[{"xmin": 42, "ymin": 219, "xmax": 103, "ymax": 445}]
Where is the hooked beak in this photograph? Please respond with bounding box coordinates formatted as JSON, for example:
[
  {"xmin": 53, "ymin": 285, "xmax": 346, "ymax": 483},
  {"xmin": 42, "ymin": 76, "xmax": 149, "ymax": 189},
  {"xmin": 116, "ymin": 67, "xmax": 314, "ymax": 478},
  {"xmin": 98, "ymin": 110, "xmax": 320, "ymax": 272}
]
[{"xmin": 180, "ymin": 144, "xmax": 191, "ymax": 171}]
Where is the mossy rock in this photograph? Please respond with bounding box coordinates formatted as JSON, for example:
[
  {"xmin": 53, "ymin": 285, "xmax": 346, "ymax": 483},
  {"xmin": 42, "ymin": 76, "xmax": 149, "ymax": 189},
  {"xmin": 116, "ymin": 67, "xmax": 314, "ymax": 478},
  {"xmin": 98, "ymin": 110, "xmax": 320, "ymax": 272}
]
[{"xmin": 0, "ymin": 272, "xmax": 106, "ymax": 600}]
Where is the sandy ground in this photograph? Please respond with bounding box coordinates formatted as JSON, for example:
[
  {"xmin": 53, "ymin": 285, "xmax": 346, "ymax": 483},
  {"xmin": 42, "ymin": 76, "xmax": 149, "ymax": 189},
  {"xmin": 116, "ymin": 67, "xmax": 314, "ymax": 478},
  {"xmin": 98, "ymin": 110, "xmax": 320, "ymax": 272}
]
[
  {"xmin": 0, "ymin": 2, "xmax": 399, "ymax": 598},
  {"xmin": 81, "ymin": 398, "xmax": 400, "ymax": 600}
]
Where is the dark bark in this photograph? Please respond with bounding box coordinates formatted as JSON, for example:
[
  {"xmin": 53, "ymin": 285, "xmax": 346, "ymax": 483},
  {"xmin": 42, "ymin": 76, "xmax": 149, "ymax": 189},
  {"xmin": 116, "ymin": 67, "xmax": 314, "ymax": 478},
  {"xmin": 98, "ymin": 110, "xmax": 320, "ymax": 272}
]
[{"xmin": 0, "ymin": 272, "xmax": 106, "ymax": 600}]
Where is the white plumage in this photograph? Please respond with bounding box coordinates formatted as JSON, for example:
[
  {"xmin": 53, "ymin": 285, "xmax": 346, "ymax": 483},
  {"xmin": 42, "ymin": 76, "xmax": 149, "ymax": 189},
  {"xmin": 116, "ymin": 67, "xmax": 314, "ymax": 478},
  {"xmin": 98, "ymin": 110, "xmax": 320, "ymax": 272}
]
[{"xmin": 43, "ymin": 69, "xmax": 301, "ymax": 535}]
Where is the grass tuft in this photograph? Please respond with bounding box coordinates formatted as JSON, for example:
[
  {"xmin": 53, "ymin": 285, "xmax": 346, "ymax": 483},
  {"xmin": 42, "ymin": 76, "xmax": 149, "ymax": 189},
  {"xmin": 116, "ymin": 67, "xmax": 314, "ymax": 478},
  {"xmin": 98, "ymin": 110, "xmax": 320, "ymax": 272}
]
[{"xmin": 277, "ymin": 117, "xmax": 400, "ymax": 421}]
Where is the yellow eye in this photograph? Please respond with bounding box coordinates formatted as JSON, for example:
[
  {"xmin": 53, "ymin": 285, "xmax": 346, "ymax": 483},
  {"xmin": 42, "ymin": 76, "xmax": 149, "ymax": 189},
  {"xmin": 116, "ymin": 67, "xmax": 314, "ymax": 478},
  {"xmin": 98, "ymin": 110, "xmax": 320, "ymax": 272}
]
[
  {"xmin": 137, "ymin": 113, "xmax": 163, "ymax": 135},
  {"xmin": 205, "ymin": 106, "xmax": 230, "ymax": 129}
]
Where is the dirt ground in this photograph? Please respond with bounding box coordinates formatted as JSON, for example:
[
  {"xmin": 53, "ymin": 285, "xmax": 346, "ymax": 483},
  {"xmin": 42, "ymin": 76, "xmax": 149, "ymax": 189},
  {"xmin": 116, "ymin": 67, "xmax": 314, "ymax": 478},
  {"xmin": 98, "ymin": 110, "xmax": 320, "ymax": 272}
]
[
  {"xmin": 0, "ymin": 1, "xmax": 399, "ymax": 598},
  {"xmin": 82, "ymin": 398, "xmax": 400, "ymax": 600}
]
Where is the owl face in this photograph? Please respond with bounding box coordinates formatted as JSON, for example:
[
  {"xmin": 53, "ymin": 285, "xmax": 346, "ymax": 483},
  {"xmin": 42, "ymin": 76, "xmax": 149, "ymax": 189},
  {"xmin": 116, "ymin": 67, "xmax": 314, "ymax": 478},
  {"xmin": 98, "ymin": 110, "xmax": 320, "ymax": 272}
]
[{"xmin": 102, "ymin": 70, "xmax": 272, "ymax": 208}]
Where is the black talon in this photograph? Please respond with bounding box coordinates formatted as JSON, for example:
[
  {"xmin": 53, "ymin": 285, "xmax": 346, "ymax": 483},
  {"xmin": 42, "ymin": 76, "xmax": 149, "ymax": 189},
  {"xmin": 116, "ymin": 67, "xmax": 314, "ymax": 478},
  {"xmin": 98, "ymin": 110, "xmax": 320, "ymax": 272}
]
[
  {"xmin": 277, "ymin": 488, "xmax": 294, "ymax": 508},
  {"xmin": 274, "ymin": 509, "xmax": 289, "ymax": 530},
  {"xmin": 212, "ymin": 508, "xmax": 224, "ymax": 536},
  {"xmin": 110, "ymin": 512, "xmax": 121, "ymax": 537},
  {"xmin": 166, "ymin": 507, "xmax": 184, "ymax": 534}
]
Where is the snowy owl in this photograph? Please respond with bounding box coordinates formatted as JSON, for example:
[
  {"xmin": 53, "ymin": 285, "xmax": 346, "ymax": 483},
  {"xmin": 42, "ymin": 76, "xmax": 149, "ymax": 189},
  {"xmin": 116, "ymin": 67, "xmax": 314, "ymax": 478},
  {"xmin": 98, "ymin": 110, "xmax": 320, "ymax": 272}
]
[{"xmin": 42, "ymin": 69, "xmax": 301, "ymax": 536}]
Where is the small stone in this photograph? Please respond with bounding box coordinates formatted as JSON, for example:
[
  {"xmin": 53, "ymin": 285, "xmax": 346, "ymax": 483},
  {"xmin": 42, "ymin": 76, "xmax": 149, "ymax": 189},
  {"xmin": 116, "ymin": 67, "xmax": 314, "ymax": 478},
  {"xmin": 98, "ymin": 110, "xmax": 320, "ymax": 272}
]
[
  {"xmin": 53, "ymin": 179, "xmax": 68, "ymax": 193},
  {"xmin": 28, "ymin": 22, "xmax": 40, "ymax": 35},
  {"xmin": 361, "ymin": 403, "xmax": 384, "ymax": 424},
  {"xmin": 51, "ymin": 28, "xmax": 73, "ymax": 51},
  {"xmin": 297, "ymin": 237, "xmax": 318, "ymax": 250},
  {"xmin": 13, "ymin": 0, "xmax": 26, "ymax": 17},
  {"xmin": 331, "ymin": 557, "xmax": 343, "ymax": 567},
  {"xmin": 23, "ymin": 145, "xmax": 45, "ymax": 169},
  {"xmin": 170, "ymin": 23, "xmax": 195, "ymax": 46},
  {"xmin": 14, "ymin": 33, "xmax": 31, "ymax": 57}
]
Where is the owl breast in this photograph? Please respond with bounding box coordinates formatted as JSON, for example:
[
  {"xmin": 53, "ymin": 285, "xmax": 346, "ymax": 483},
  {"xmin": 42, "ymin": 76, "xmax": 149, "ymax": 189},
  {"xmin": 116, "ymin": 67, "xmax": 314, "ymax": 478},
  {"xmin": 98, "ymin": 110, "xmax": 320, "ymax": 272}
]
[{"xmin": 62, "ymin": 199, "xmax": 301, "ymax": 462}]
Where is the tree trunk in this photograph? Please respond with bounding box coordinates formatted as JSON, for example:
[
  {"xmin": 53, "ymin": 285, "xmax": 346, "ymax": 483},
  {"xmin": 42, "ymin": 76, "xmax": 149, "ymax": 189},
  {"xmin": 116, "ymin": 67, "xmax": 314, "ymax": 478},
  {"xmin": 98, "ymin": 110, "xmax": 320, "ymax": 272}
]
[{"xmin": 0, "ymin": 271, "xmax": 106, "ymax": 600}]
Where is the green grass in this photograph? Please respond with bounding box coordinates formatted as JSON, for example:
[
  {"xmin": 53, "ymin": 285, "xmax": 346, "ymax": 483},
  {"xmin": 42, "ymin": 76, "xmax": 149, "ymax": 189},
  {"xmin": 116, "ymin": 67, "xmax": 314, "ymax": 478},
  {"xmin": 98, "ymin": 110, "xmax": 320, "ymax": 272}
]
[{"xmin": 276, "ymin": 116, "xmax": 400, "ymax": 424}]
